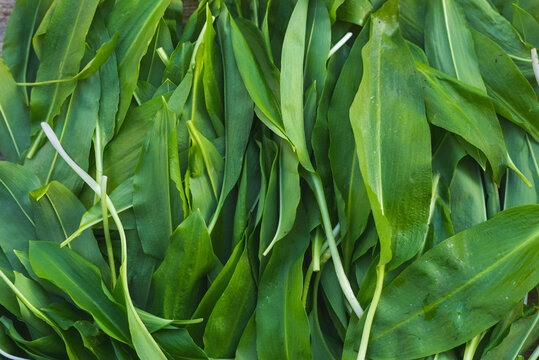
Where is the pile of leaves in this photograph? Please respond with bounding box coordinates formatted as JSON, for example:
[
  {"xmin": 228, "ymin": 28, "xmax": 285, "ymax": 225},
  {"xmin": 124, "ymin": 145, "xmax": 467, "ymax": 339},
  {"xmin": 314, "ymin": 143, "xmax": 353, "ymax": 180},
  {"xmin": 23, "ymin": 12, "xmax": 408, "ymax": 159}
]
[{"xmin": 0, "ymin": 0, "xmax": 538, "ymax": 358}]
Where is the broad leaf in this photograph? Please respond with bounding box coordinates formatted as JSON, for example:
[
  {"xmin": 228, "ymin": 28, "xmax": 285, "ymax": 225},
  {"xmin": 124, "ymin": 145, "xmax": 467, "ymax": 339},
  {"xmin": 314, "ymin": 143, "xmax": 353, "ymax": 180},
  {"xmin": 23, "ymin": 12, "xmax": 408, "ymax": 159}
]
[
  {"xmin": 365, "ymin": 205, "xmax": 539, "ymax": 359},
  {"xmin": 350, "ymin": 1, "xmax": 432, "ymax": 268}
]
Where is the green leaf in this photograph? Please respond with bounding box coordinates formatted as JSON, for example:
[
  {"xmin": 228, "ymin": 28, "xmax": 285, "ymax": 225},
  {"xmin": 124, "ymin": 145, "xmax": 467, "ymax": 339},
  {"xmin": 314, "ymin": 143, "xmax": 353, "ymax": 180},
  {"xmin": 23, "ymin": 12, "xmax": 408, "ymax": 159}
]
[
  {"xmin": 102, "ymin": 97, "xmax": 159, "ymax": 190},
  {"xmin": 25, "ymin": 71, "xmax": 100, "ymax": 193},
  {"xmin": 365, "ymin": 205, "xmax": 539, "ymax": 359},
  {"xmin": 152, "ymin": 211, "xmax": 216, "ymax": 319},
  {"xmin": 304, "ymin": 0, "xmax": 331, "ymax": 93},
  {"xmin": 425, "ymin": 0, "xmax": 486, "ymax": 90},
  {"xmin": 139, "ymin": 19, "xmax": 174, "ymax": 88},
  {"xmin": 336, "ymin": 0, "xmax": 373, "ymax": 26},
  {"xmin": 69, "ymin": 178, "xmax": 134, "ymax": 244},
  {"xmin": 256, "ymin": 208, "xmax": 312, "ymax": 360},
  {"xmin": 0, "ymin": 162, "xmax": 40, "ymax": 271},
  {"xmin": 513, "ymin": 4, "xmax": 539, "ymax": 48},
  {"xmin": 328, "ymin": 26, "xmax": 370, "ymax": 272},
  {"xmin": 203, "ymin": 244, "xmax": 256, "ymax": 358},
  {"xmin": 457, "ymin": 0, "xmax": 531, "ymax": 62},
  {"xmin": 0, "ymin": 59, "xmax": 31, "ymax": 162},
  {"xmin": 449, "ymin": 157, "xmax": 487, "ymax": 233},
  {"xmin": 28, "ymin": 181, "xmax": 110, "ymax": 281},
  {"xmin": 230, "ymin": 15, "xmax": 286, "ymax": 138},
  {"xmin": 481, "ymin": 308, "xmax": 539, "ymax": 359},
  {"xmin": 350, "ymin": 1, "xmax": 432, "ymax": 268},
  {"xmin": 186, "ymin": 120, "xmax": 224, "ymax": 222},
  {"xmin": 263, "ymin": 140, "xmax": 301, "ymax": 255},
  {"xmin": 503, "ymin": 121, "xmax": 539, "ymax": 208},
  {"xmin": 22, "ymin": 33, "xmax": 118, "ymax": 86},
  {"xmin": 28, "ymin": 241, "xmax": 130, "ymax": 344},
  {"xmin": 106, "ymin": 0, "xmax": 171, "ymax": 127},
  {"xmin": 0, "ymin": 316, "xmax": 65, "ymax": 359},
  {"xmin": 201, "ymin": 7, "xmax": 225, "ymax": 138},
  {"xmin": 88, "ymin": 10, "xmax": 120, "ymax": 150},
  {"xmin": 133, "ymin": 99, "xmax": 183, "ymax": 259},
  {"xmin": 236, "ymin": 314, "xmax": 258, "ymax": 360},
  {"xmin": 399, "ymin": 0, "xmax": 427, "ymax": 46},
  {"xmin": 153, "ymin": 328, "xmax": 208, "ymax": 360},
  {"xmin": 29, "ymin": 0, "xmax": 100, "ymax": 129},
  {"xmin": 209, "ymin": 9, "xmax": 255, "ymax": 230},
  {"xmin": 189, "ymin": 237, "xmax": 246, "ymax": 343},
  {"xmin": 2, "ymin": 0, "xmax": 53, "ymax": 85},
  {"xmin": 280, "ymin": 0, "xmax": 313, "ymax": 172},
  {"xmin": 309, "ymin": 273, "xmax": 338, "ymax": 360},
  {"xmin": 471, "ymin": 29, "xmax": 539, "ymax": 143},
  {"xmin": 417, "ymin": 62, "xmax": 512, "ymax": 183}
]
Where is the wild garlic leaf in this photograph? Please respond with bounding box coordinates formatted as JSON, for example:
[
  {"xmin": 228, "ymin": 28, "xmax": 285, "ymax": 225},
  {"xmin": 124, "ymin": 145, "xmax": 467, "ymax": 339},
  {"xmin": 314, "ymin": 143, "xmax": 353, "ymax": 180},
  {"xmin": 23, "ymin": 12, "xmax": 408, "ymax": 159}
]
[
  {"xmin": 280, "ymin": 0, "xmax": 313, "ymax": 172},
  {"xmin": 152, "ymin": 211, "xmax": 216, "ymax": 320},
  {"xmin": 350, "ymin": 0, "xmax": 432, "ymax": 269},
  {"xmin": 2, "ymin": 0, "xmax": 53, "ymax": 87},
  {"xmin": 106, "ymin": 0, "xmax": 171, "ymax": 127},
  {"xmin": 0, "ymin": 163, "xmax": 40, "ymax": 271},
  {"xmin": 328, "ymin": 26, "xmax": 370, "ymax": 272},
  {"xmin": 133, "ymin": 99, "xmax": 182, "ymax": 259},
  {"xmin": 29, "ymin": 0, "xmax": 100, "ymax": 131},
  {"xmin": 29, "ymin": 241, "xmax": 130, "ymax": 344},
  {"xmin": 425, "ymin": 0, "xmax": 486, "ymax": 90},
  {"xmin": 364, "ymin": 205, "xmax": 539, "ymax": 359},
  {"xmin": 0, "ymin": 59, "xmax": 31, "ymax": 162},
  {"xmin": 471, "ymin": 29, "xmax": 539, "ymax": 143}
]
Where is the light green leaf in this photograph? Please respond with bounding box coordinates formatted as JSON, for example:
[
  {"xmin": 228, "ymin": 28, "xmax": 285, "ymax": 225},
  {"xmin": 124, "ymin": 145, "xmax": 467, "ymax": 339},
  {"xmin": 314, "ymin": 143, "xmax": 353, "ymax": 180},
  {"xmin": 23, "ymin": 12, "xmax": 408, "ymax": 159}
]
[
  {"xmin": 280, "ymin": 0, "xmax": 313, "ymax": 172},
  {"xmin": 425, "ymin": 0, "xmax": 486, "ymax": 90},
  {"xmin": 350, "ymin": 1, "xmax": 432, "ymax": 268}
]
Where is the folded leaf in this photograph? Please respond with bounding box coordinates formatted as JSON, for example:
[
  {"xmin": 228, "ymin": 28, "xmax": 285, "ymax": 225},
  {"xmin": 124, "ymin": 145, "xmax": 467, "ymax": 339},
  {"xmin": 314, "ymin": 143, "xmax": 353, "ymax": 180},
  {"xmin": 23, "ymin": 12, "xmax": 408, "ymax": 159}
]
[{"xmin": 152, "ymin": 211, "xmax": 216, "ymax": 319}]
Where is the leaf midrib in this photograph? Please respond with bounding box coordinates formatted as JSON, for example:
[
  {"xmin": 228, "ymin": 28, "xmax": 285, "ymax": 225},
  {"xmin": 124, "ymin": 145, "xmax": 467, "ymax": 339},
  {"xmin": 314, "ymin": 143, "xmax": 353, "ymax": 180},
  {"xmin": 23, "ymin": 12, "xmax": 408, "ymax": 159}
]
[
  {"xmin": 0, "ymin": 98, "xmax": 21, "ymax": 157},
  {"xmin": 0, "ymin": 177, "xmax": 34, "ymax": 226},
  {"xmin": 441, "ymin": 0, "xmax": 461, "ymax": 80}
]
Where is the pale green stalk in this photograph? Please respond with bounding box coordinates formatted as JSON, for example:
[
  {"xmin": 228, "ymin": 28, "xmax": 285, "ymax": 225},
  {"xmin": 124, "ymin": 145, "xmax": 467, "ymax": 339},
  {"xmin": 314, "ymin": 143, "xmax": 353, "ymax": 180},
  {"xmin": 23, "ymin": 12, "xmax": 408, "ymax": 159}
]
[
  {"xmin": 463, "ymin": 333, "xmax": 483, "ymax": 360},
  {"xmin": 0, "ymin": 347, "xmax": 29, "ymax": 360},
  {"xmin": 301, "ymin": 225, "xmax": 341, "ymax": 306},
  {"xmin": 310, "ymin": 173, "xmax": 363, "ymax": 318},
  {"xmin": 530, "ymin": 344, "xmax": 539, "ymax": 360},
  {"xmin": 357, "ymin": 264, "xmax": 386, "ymax": 360},
  {"xmin": 100, "ymin": 175, "xmax": 116, "ymax": 287},
  {"xmin": 531, "ymin": 49, "xmax": 539, "ymax": 86}
]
